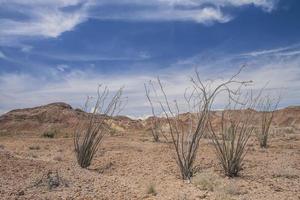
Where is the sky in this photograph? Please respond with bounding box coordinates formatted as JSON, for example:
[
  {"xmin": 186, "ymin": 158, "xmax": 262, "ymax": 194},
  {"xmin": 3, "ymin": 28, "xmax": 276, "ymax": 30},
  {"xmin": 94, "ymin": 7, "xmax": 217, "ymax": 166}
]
[{"xmin": 0, "ymin": 0, "xmax": 300, "ymax": 118}]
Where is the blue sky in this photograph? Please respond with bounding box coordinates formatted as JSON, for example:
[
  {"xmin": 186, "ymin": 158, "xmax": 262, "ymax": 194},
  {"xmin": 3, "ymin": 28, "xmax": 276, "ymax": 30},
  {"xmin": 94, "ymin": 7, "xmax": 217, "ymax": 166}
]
[{"xmin": 0, "ymin": 0, "xmax": 300, "ymax": 117}]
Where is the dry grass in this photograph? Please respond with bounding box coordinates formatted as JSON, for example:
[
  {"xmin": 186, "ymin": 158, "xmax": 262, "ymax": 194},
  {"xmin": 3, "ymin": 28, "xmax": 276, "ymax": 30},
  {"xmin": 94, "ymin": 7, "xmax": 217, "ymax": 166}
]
[
  {"xmin": 272, "ymin": 167, "xmax": 299, "ymax": 179},
  {"xmin": 146, "ymin": 184, "xmax": 157, "ymax": 196},
  {"xmin": 42, "ymin": 130, "xmax": 56, "ymax": 138},
  {"xmin": 192, "ymin": 171, "xmax": 220, "ymax": 191}
]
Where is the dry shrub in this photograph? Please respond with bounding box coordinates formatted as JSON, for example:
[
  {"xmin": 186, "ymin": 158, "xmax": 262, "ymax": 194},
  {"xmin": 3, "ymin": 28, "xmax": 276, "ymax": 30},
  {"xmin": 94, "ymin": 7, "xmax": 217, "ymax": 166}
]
[
  {"xmin": 34, "ymin": 170, "xmax": 68, "ymax": 190},
  {"xmin": 214, "ymin": 182, "xmax": 247, "ymax": 200},
  {"xmin": 146, "ymin": 184, "xmax": 157, "ymax": 196},
  {"xmin": 144, "ymin": 82, "xmax": 167, "ymax": 142},
  {"xmin": 29, "ymin": 145, "xmax": 40, "ymax": 150},
  {"xmin": 42, "ymin": 130, "xmax": 56, "ymax": 138},
  {"xmin": 256, "ymin": 95, "xmax": 280, "ymax": 148},
  {"xmin": 74, "ymin": 85, "xmax": 125, "ymax": 168},
  {"xmin": 222, "ymin": 182, "xmax": 247, "ymax": 196},
  {"xmin": 192, "ymin": 171, "xmax": 220, "ymax": 191},
  {"xmin": 272, "ymin": 166, "xmax": 299, "ymax": 179},
  {"xmin": 177, "ymin": 193, "xmax": 190, "ymax": 200},
  {"xmin": 145, "ymin": 67, "xmax": 250, "ymax": 180},
  {"xmin": 210, "ymin": 92, "xmax": 259, "ymax": 177}
]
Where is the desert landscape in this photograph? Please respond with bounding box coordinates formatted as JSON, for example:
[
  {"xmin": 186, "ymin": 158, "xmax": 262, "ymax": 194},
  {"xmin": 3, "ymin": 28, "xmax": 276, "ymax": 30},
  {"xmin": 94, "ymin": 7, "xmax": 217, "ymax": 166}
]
[
  {"xmin": 0, "ymin": 102, "xmax": 299, "ymax": 200},
  {"xmin": 1, "ymin": 0, "xmax": 300, "ymax": 200}
]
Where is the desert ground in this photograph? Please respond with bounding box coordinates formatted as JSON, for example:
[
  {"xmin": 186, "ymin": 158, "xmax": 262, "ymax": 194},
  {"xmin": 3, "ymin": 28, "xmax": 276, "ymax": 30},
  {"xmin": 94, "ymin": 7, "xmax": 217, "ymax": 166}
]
[
  {"xmin": 0, "ymin": 103, "xmax": 300, "ymax": 200},
  {"xmin": 1, "ymin": 130, "xmax": 300, "ymax": 200}
]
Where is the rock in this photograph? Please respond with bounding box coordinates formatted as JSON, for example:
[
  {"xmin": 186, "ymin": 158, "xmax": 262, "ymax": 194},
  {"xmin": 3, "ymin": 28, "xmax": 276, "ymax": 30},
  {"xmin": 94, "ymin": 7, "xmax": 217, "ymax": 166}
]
[{"xmin": 17, "ymin": 190, "xmax": 25, "ymax": 196}]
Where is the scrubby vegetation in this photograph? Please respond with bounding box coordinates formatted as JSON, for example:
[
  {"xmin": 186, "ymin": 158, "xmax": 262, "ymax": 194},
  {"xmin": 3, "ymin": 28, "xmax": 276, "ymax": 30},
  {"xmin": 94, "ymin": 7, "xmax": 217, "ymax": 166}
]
[
  {"xmin": 42, "ymin": 130, "xmax": 56, "ymax": 138},
  {"xmin": 192, "ymin": 171, "xmax": 219, "ymax": 191},
  {"xmin": 210, "ymin": 92, "xmax": 259, "ymax": 177},
  {"xmin": 144, "ymin": 82, "xmax": 167, "ymax": 142},
  {"xmin": 145, "ymin": 67, "xmax": 251, "ymax": 180},
  {"xmin": 74, "ymin": 85, "xmax": 125, "ymax": 168},
  {"xmin": 29, "ymin": 145, "xmax": 41, "ymax": 150},
  {"xmin": 257, "ymin": 95, "xmax": 280, "ymax": 148},
  {"xmin": 146, "ymin": 184, "xmax": 157, "ymax": 196}
]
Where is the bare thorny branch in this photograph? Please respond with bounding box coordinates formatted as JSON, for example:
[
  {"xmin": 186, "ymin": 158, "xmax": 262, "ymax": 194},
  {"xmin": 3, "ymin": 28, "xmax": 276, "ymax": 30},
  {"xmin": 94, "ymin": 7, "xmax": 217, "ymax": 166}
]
[
  {"xmin": 209, "ymin": 90, "xmax": 261, "ymax": 177},
  {"xmin": 144, "ymin": 82, "xmax": 168, "ymax": 142},
  {"xmin": 256, "ymin": 94, "xmax": 281, "ymax": 148},
  {"xmin": 145, "ymin": 66, "xmax": 251, "ymax": 180},
  {"xmin": 74, "ymin": 85, "xmax": 125, "ymax": 168}
]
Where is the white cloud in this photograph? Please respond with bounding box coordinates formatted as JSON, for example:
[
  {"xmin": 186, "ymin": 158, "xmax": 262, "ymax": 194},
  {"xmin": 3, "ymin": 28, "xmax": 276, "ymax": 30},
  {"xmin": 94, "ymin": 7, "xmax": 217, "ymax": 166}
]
[
  {"xmin": 21, "ymin": 45, "xmax": 33, "ymax": 53},
  {"xmin": 1, "ymin": 48, "xmax": 299, "ymax": 117},
  {"xmin": 89, "ymin": 0, "xmax": 278, "ymax": 23},
  {"xmin": 211, "ymin": 0, "xmax": 278, "ymax": 11},
  {"xmin": 90, "ymin": 6, "xmax": 231, "ymax": 24},
  {"xmin": 0, "ymin": 51, "xmax": 6, "ymax": 59},
  {"xmin": 37, "ymin": 52, "xmax": 152, "ymax": 62},
  {"xmin": 56, "ymin": 64, "xmax": 70, "ymax": 72},
  {"xmin": 0, "ymin": 0, "xmax": 278, "ymax": 46},
  {"xmin": 0, "ymin": 0, "xmax": 90, "ymax": 42},
  {"xmin": 240, "ymin": 43, "xmax": 300, "ymax": 57}
]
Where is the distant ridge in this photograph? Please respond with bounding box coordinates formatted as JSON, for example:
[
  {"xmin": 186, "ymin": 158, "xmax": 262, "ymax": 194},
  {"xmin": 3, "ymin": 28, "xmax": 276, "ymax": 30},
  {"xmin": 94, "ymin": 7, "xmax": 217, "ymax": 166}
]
[{"xmin": 0, "ymin": 102, "xmax": 299, "ymax": 136}]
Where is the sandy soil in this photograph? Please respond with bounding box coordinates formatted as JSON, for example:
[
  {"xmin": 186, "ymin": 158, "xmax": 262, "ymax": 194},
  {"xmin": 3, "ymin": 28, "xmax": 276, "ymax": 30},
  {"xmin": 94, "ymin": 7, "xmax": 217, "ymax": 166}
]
[{"xmin": 0, "ymin": 131, "xmax": 299, "ymax": 200}]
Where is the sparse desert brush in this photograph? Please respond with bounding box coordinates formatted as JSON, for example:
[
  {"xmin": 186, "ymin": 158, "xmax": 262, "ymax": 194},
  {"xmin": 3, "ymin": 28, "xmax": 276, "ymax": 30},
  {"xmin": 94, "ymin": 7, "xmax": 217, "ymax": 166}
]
[
  {"xmin": 222, "ymin": 182, "xmax": 247, "ymax": 196},
  {"xmin": 42, "ymin": 130, "xmax": 56, "ymax": 138},
  {"xmin": 74, "ymin": 85, "xmax": 126, "ymax": 168},
  {"xmin": 272, "ymin": 166, "xmax": 299, "ymax": 179},
  {"xmin": 192, "ymin": 171, "xmax": 219, "ymax": 191},
  {"xmin": 29, "ymin": 145, "xmax": 41, "ymax": 150},
  {"xmin": 285, "ymin": 134, "xmax": 298, "ymax": 141},
  {"xmin": 146, "ymin": 184, "xmax": 157, "ymax": 196},
  {"xmin": 210, "ymin": 92, "xmax": 259, "ymax": 177},
  {"xmin": 256, "ymin": 95, "xmax": 280, "ymax": 148},
  {"xmin": 177, "ymin": 193, "xmax": 189, "ymax": 200},
  {"xmin": 144, "ymin": 82, "xmax": 167, "ymax": 142},
  {"xmin": 145, "ymin": 66, "xmax": 250, "ymax": 180},
  {"xmin": 30, "ymin": 154, "xmax": 38, "ymax": 158},
  {"xmin": 215, "ymin": 191, "xmax": 235, "ymax": 200},
  {"xmin": 213, "ymin": 182, "xmax": 246, "ymax": 200},
  {"xmin": 34, "ymin": 170, "xmax": 68, "ymax": 190}
]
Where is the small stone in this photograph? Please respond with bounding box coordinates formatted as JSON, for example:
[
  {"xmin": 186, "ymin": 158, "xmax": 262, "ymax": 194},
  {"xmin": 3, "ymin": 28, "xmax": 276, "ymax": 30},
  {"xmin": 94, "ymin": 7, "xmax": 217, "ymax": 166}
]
[
  {"xmin": 198, "ymin": 194, "xmax": 207, "ymax": 199},
  {"xmin": 17, "ymin": 190, "xmax": 25, "ymax": 196}
]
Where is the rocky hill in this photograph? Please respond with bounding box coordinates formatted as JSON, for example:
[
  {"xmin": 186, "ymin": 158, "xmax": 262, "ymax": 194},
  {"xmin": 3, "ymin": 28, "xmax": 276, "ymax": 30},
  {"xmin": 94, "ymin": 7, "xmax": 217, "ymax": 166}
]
[
  {"xmin": 0, "ymin": 103, "xmax": 299, "ymax": 137},
  {"xmin": 0, "ymin": 103, "xmax": 144, "ymax": 137}
]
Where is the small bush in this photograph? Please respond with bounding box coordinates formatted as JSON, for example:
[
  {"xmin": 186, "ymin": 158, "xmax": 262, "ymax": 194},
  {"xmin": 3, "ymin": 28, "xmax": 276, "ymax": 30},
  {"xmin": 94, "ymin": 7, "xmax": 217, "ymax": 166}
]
[
  {"xmin": 34, "ymin": 170, "xmax": 69, "ymax": 190},
  {"xmin": 53, "ymin": 156, "xmax": 63, "ymax": 162},
  {"xmin": 214, "ymin": 183, "xmax": 246, "ymax": 200},
  {"xmin": 30, "ymin": 154, "xmax": 38, "ymax": 158},
  {"xmin": 42, "ymin": 130, "xmax": 56, "ymax": 138},
  {"xmin": 257, "ymin": 96, "xmax": 280, "ymax": 148},
  {"xmin": 29, "ymin": 145, "xmax": 40, "ymax": 150},
  {"xmin": 192, "ymin": 172, "xmax": 219, "ymax": 191},
  {"xmin": 210, "ymin": 107, "xmax": 256, "ymax": 177},
  {"xmin": 146, "ymin": 184, "xmax": 157, "ymax": 196},
  {"xmin": 74, "ymin": 86, "xmax": 125, "ymax": 168},
  {"xmin": 222, "ymin": 182, "xmax": 247, "ymax": 196},
  {"xmin": 215, "ymin": 192, "xmax": 235, "ymax": 200},
  {"xmin": 177, "ymin": 193, "xmax": 189, "ymax": 200},
  {"xmin": 272, "ymin": 167, "xmax": 299, "ymax": 179}
]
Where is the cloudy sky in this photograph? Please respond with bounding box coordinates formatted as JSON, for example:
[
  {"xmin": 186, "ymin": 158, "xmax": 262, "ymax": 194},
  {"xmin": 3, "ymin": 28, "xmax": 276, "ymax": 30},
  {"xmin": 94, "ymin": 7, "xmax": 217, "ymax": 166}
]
[{"xmin": 0, "ymin": 0, "xmax": 300, "ymax": 117}]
